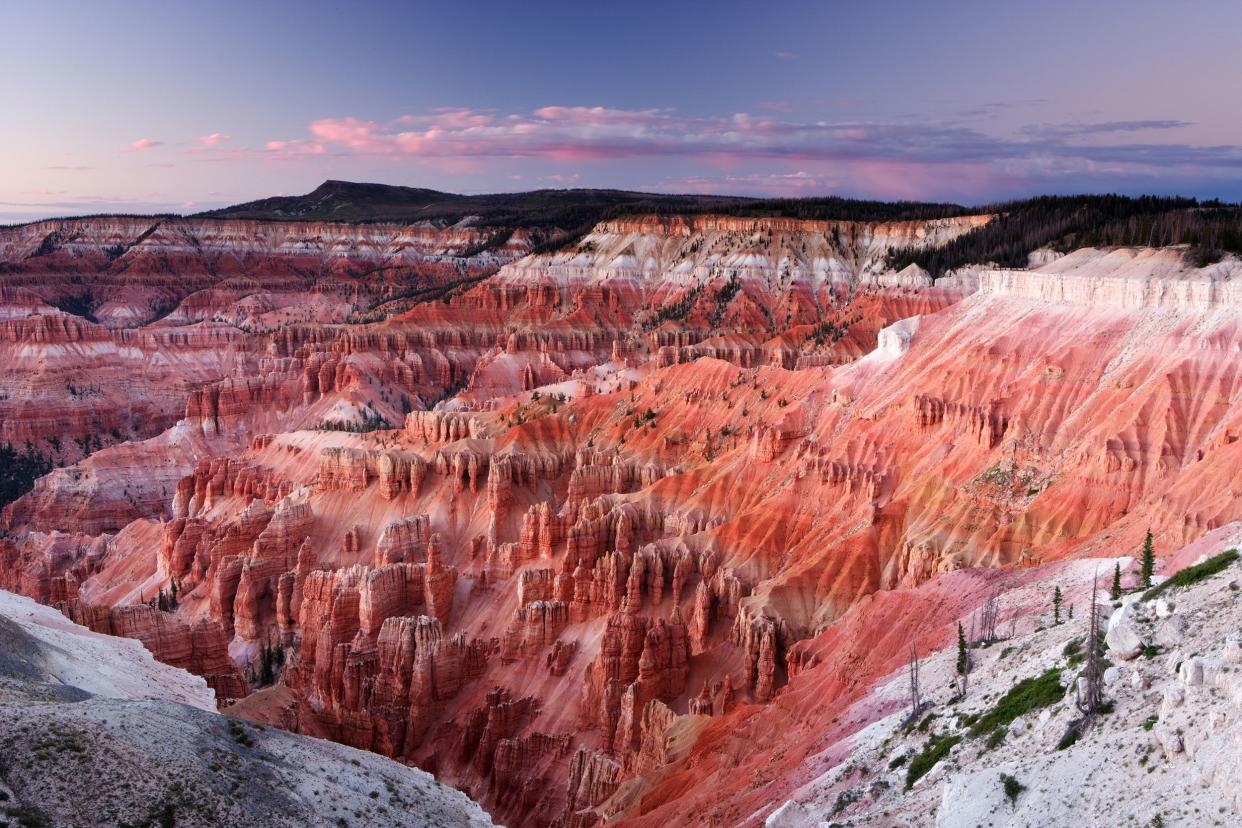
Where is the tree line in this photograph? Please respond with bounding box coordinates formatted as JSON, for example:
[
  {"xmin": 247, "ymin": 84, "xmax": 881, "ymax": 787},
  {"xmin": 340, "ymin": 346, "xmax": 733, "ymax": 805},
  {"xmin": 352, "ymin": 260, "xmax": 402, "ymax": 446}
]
[{"xmin": 889, "ymin": 195, "xmax": 1242, "ymax": 278}]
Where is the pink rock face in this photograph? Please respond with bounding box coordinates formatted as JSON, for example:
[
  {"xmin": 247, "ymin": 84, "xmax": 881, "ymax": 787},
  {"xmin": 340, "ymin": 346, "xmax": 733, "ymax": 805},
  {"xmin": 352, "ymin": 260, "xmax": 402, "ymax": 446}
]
[
  {"xmin": 64, "ymin": 601, "xmax": 248, "ymax": 701},
  {"xmin": 8, "ymin": 213, "xmax": 1242, "ymax": 827},
  {"xmin": 0, "ymin": 217, "xmax": 525, "ymax": 463}
]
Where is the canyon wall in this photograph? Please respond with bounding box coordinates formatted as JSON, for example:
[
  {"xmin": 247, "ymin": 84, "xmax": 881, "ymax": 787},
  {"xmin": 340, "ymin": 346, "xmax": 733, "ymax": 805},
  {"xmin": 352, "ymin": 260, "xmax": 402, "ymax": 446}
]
[{"xmin": 4, "ymin": 211, "xmax": 1241, "ymax": 826}]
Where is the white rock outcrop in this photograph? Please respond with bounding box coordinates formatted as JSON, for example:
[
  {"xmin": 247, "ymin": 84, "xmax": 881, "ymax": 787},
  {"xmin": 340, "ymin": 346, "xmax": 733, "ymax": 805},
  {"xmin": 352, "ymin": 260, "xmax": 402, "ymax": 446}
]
[{"xmin": 1106, "ymin": 601, "xmax": 1146, "ymax": 660}]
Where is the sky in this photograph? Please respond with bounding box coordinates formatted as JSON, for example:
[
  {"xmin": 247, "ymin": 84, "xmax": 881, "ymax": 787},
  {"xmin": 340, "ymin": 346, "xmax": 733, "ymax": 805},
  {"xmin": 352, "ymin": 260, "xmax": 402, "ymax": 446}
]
[{"xmin": 3, "ymin": 0, "xmax": 1242, "ymax": 222}]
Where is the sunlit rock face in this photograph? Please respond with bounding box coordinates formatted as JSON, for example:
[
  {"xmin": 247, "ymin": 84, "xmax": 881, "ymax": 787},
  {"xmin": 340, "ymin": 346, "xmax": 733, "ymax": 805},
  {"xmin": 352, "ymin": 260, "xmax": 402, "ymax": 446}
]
[{"xmin": 6, "ymin": 207, "xmax": 1242, "ymax": 826}]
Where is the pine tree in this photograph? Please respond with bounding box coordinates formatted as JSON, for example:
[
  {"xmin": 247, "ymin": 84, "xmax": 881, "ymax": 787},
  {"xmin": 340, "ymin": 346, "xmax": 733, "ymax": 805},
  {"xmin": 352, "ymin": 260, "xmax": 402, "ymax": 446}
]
[
  {"xmin": 259, "ymin": 637, "xmax": 275, "ymax": 686},
  {"xmin": 955, "ymin": 621, "xmax": 970, "ymax": 697},
  {"xmin": 1110, "ymin": 563, "xmax": 1122, "ymax": 600},
  {"xmin": 1053, "ymin": 586, "xmax": 1063, "ymax": 625},
  {"xmin": 1141, "ymin": 531, "xmax": 1156, "ymax": 588}
]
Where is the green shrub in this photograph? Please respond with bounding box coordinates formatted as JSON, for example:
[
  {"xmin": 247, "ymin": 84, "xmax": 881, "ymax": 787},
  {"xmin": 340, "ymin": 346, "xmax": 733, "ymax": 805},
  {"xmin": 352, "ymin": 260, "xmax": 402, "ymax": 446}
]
[
  {"xmin": 969, "ymin": 669, "xmax": 1063, "ymax": 738},
  {"xmin": 227, "ymin": 719, "xmax": 254, "ymax": 748},
  {"xmin": 905, "ymin": 732, "xmax": 961, "ymax": 790},
  {"xmin": 1000, "ymin": 773, "xmax": 1025, "ymax": 806},
  {"xmin": 1142, "ymin": 549, "xmax": 1239, "ymax": 600}
]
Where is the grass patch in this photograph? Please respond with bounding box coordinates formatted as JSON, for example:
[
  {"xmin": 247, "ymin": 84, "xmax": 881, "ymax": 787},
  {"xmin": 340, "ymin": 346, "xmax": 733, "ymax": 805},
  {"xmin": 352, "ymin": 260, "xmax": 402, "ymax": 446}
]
[
  {"xmin": 905, "ymin": 732, "xmax": 961, "ymax": 790},
  {"xmin": 1143, "ymin": 549, "xmax": 1239, "ymax": 600},
  {"xmin": 969, "ymin": 668, "xmax": 1064, "ymax": 738},
  {"xmin": 984, "ymin": 726, "xmax": 1007, "ymax": 751}
]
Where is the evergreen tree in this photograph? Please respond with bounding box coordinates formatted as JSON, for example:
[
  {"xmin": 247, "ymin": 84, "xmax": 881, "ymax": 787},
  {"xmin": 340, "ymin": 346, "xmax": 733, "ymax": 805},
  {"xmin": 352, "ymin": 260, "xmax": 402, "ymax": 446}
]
[
  {"xmin": 1110, "ymin": 563, "xmax": 1122, "ymax": 600},
  {"xmin": 1141, "ymin": 531, "xmax": 1156, "ymax": 588},
  {"xmin": 954, "ymin": 621, "xmax": 970, "ymax": 697},
  {"xmin": 0, "ymin": 443, "xmax": 52, "ymax": 510},
  {"xmin": 1053, "ymin": 586, "xmax": 1063, "ymax": 625},
  {"xmin": 259, "ymin": 637, "xmax": 275, "ymax": 686}
]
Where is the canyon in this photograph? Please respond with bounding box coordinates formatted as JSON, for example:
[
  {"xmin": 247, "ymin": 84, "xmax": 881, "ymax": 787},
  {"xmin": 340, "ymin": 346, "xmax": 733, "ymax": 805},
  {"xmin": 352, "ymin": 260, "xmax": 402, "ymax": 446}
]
[
  {"xmin": 3, "ymin": 192, "xmax": 1242, "ymax": 827},
  {"xmin": 0, "ymin": 589, "xmax": 497, "ymax": 827}
]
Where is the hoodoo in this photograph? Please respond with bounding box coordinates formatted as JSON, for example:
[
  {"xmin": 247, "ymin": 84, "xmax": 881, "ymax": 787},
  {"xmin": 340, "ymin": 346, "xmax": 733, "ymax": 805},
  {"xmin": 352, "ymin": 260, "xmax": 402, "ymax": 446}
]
[{"xmin": 6, "ymin": 184, "xmax": 1242, "ymax": 826}]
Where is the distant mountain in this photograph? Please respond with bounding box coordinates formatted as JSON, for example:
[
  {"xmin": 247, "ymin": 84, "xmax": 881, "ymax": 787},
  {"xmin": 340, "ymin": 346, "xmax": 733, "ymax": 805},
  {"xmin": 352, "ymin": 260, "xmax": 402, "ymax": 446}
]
[
  {"xmin": 196, "ymin": 180, "xmax": 977, "ymax": 254},
  {"xmin": 196, "ymin": 179, "xmax": 765, "ymax": 228}
]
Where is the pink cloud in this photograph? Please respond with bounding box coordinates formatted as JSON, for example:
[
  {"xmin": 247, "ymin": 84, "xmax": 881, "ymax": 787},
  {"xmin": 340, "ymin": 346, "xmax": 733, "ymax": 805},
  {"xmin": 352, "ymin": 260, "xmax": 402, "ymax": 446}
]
[
  {"xmin": 198, "ymin": 132, "xmax": 232, "ymax": 146},
  {"xmin": 121, "ymin": 138, "xmax": 163, "ymax": 153},
  {"xmin": 250, "ymin": 105, "xmax": 1242, "ymax": 197}
]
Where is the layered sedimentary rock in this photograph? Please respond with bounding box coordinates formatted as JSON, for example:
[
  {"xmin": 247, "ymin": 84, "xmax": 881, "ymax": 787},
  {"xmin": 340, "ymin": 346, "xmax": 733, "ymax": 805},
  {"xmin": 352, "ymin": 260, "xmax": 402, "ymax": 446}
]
[
  {"xmin": 7, "ymin": 205, "xmax": 1242, "ymax": 828},
  {"xmin": 0, "ymin": 216, "xmax": 528, "ymax": 459},
  {"xmin": 62, "ymin": 600, "xmax": 249, "ymax": 700}
]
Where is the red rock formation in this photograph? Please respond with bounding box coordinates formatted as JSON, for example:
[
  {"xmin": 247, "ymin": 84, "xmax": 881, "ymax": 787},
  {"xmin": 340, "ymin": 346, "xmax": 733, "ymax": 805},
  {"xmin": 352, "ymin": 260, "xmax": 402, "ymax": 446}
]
[
  {"xmin": 11, "ymin": 211, "xmax": 1242, "ymax": 828},
  {"xmin": 63, "ymin": 601, "xmax": 248, "ymax": 701}
]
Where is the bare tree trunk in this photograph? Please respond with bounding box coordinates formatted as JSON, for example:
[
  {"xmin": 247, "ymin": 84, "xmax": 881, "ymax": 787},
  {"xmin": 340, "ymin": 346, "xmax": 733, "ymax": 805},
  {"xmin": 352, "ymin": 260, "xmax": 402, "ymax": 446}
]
[
  {"xmin": 976, "ymin": 591, "xmax": 1001, "ymax": 644},
  {"xmin": 1076, "ymin": 573, "xmax": 1104, "ymax": 717},
  {"xmin": 908, "ymin": 642, "xmax": 922, "ymax": 721}
]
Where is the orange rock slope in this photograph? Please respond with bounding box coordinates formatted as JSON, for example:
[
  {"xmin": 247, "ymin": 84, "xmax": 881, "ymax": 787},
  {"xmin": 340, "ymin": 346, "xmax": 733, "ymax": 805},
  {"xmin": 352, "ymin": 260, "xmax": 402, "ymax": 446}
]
[{"xmin": 4, "ymin": 211, "xmax": 1242, "ymax": 826}]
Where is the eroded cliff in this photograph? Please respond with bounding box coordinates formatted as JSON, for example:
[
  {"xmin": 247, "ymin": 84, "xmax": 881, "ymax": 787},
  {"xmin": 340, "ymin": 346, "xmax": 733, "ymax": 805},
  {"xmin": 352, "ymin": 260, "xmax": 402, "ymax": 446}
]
[{"xmin": 4, "ymin": 208, "xmax": 1240, "ymax": 826}]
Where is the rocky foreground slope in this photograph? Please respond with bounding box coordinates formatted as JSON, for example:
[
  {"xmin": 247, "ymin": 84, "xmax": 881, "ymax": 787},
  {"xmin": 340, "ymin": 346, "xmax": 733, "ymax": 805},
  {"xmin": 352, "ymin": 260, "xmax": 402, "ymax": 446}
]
[
  {"xmin": 763, "ymin": 533, "xmax": 1242, "ymax": 828},
  {"xmin": 3, "ymin": 197, "xmax": 1242, "ymax": 826},
  {"xmin": 0, "ymin": 588, "xmax": 496, "ymax": 828}
]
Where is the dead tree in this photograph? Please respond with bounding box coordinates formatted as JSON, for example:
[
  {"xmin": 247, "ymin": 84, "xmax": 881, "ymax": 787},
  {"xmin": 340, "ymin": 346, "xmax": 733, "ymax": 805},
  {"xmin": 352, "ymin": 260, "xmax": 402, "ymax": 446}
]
[
  {"xmin": 975, "ymin": 591, "xmax": 1001, "ymax": 644},
  {"xmin": 1063, "ymin": 569, "xmax": 1106, "ymax": 747},
  {"xmin": 906, "ymin": 642, "xmax": 924, "ymax": 723},
  {"xmin": 1076, "ymin": 573, "xmax": 1104, "ymax": 716}
]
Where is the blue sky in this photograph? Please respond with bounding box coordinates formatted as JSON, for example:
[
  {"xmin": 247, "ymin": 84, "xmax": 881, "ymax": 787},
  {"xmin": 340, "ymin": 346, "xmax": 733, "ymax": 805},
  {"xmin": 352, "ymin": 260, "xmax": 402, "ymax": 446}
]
[{"xmin": 3, "ymin": 0, "xmax": 1241, "ymax": 221}]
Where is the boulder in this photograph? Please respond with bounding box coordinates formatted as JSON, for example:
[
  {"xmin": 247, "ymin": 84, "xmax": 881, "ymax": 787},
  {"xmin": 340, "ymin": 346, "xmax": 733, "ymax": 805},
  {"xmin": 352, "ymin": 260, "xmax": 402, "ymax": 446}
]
[
  {"xmin": 1154, "ymin": 723, "xmax": 1183, "ymax": 758},
  {"xmin": 1106, "ymin": 603, "xmax": 1145, "ymax": 660},
  {"xmin": 1179, "ymin": 657, "xmax": 1205, "ymax": 687},
  {"xmin": 1161, "ymin": 686, "xmax": 1185, "ymax": 717},
  {"xmin": 1154, "ymin": 615, "xmax": 1187, "ymax": 647}
]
